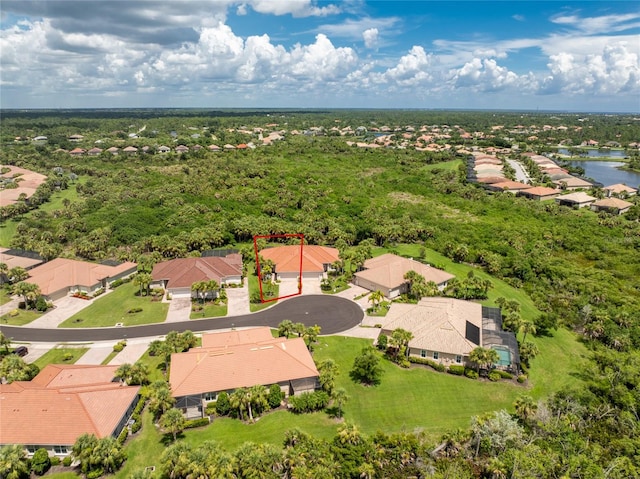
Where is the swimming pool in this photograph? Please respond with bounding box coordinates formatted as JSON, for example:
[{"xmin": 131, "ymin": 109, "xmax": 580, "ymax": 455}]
[{"xmin": 492, "ymin": 346, "xmax": 511, "ymax": 367}]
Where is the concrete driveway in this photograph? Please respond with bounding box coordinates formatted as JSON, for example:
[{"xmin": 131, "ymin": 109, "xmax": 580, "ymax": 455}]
[
  {"xmin": 24, "ymin": 293, "xmax": 115, "ymax": 329},
  {"xmin": 165, "ymin": 297, "xmax": 191, "ymax": 323},
  {"xmin": 226, "ymin": 283, "xmax": 250, "ymax": 315}
]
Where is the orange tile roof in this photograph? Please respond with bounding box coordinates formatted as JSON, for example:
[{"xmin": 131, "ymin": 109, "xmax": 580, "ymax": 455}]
[
  {"xmin": 201, "ymin": 327, "xmax": 273, "ymax": 348},
  {"xmin": 260, "ymin": 245, "xmax": 338, "ymax": 274},
  {"xmin": 151, "ymin": 255, "xmax": 242, "ymax": 289},
  {"xmin": 170, "ymin": 330, "xmax": 318, "ymax": 397},
  {"xmin": 487, "ymin": 181, "xmax": 532, "ymax": 191},
  {"xmin": 25, "ymin": 258, "xmax": 137, "ymax": 296},
  {"xmin": 355, "ymin": 253, "xmax": 454, "ymax": 289},
  {"xmin": 518, "ymin": 186, "xmax": 558, "ymax": 197},
  {"xmin": 0, "ymin": 365, "xmax": 139, "ymax": 446},
  {"xmin": 592, "ymin": 198, "xmax": 633, "ymax": 209}
]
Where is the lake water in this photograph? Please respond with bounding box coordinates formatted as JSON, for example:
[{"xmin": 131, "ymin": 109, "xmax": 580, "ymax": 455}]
[
  {"xmin": 568, "ymin": 160, "xmax": 640, "ymax": 188},
  {"xmin": 557, "ymin": 147, "xmax": 627, "ymax": 158}
]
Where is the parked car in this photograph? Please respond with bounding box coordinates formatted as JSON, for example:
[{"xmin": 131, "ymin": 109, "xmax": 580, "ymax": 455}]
[{"xmin": 12, "ymin": 346, "xmax": 28, "ymax": 357}]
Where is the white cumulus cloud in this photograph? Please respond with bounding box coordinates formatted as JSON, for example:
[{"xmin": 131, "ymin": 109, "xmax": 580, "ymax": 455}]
[{"xmin": 362, "ymin": 28, "xmax": 378, "ymax": 49}]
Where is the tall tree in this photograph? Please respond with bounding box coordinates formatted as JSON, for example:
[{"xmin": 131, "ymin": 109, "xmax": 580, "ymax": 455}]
[
  {"xmin": 351, "ymin": 346, "xmax": 383, "ymax": 386},
  {"xmin": 161, "ymin": 408, "xmax": 186, "ymax": 441},
  {"xmin": 332, "ymin": 387, "xmax": 349, "ymax": 419},
  {"xmin": 230, "ymin": 387, "xmax": 251, "ymax": 422}
]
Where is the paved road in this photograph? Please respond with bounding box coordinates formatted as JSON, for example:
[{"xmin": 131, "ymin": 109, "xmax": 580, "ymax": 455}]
[
  {"xmin": 0, "ymin": 295, "xmax": 363, "ymax": 342},
  {"xmin": 507, "ymin": 159, "xmax": 530, "ymax": 183}
]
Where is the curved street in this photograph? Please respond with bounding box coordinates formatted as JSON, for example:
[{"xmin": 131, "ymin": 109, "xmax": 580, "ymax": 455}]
[{"xmin": 0, "ymin": 295, "xmax": 364, "ymax": 342}]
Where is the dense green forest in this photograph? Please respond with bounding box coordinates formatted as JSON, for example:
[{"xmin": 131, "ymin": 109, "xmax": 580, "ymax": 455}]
[{"xmin": 1, "ymin": 110, "xmax": 639, "ymax": 477}]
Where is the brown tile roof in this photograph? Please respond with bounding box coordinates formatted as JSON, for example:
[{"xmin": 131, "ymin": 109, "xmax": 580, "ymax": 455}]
[
  {"xmin": 26, "ymin": 258, "xmax": 137, "ymax": 296},
  {"xmin": 355, "ymin": 253, "xmax": 454, "ymax": 289},
  {"xmin": 517, "ymin": 186, "xmax": 558, "ymax": 197},
  {"xmin": 151, "ymin": 254, "xmax": 242, "ymax": 288},
  {"xmin": 169, "ymin": 329, "xmax": 318, "ymax": 397},
  {"xmin": 260, "ymin": 245, "xmax": 339, "ymax": 274},
  {"xmin": 381, "ymin": 298, "xmax": 482, "ymax": 356},
  {"xmin": 0, "ymin": 365, "xmax": 139, "ymax": 447},
  {"xmin": 592, "ymin": 198, "xmax": 633, "ymax": 209},
  {"xmin": 201, "ymin": 327, "xmax": 273, "ymax": 348},
  {"xmin": 0, "ymin": 248, "xmax": 44, "ymax": 270},
  {"xmin": 553, "ymin": 177, "xmax": 593, "ymax": 188},
  {"xmin": 487, "ymin": 181, "xmax": 532, "ymax": 191},
  {"xmin": 604, "ymin": 183, "xmax": 637, "ymax": 195},
  {"xmin": 476, "ymin": 176, "xmax": 506, "ymax": 184},
  {"xmin": 0, "ymin": 165, "xmax": 48, "ymax": 207}
]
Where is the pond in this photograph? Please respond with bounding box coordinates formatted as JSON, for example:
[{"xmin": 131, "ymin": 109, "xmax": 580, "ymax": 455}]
[
  {"xmin": 557, "ymin": 147, "xmax": 627, "ymax": 158},
  {"xmin": 568, "ymin": 160, "xmax": 640, "ymax": 188}
]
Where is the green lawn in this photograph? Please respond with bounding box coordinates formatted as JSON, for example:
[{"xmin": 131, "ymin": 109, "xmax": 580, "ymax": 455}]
[
  {"xmin": 0, "ymin": 180, "xmax": 83, "ymax": 248},
  {"xmin": 116, "ymin": 410, "xmax": 165, "ymax": 479},
  {"xmin": 190, "ymin": 301, "xmax": 227, "ymax": 319},
  {"xmin": 0, "ymin": 288, "xmax": 12, "ymax": 306},
  {"xmin": 0, "ymin": 308, "xmax": 44, "ymax": 326},
  {"xmin": 61, "ymin": 282, "xmax": 169, "ymax": 328},
  {"xmin": 248, "ymin": 273, "xmax": 279, "ymax": 312},
  {"xmin": 33, "ymin": 347, "xmax": 89, "ymax": 370}
]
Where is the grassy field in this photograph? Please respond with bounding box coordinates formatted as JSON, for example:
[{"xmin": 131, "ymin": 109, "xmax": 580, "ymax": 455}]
[
  {"xmin": 0, "ymin": 180, "xmax": 83, "ymax": 247},
  {"xmin": 61, "ymin": 282, "xmax": 168, "ymax": 328},
  {"xmin": 33, "ymin": 347, "xmax": 89, "ymax": 370},
  {"xmin": 0, "ymin": 308, "xmax": 44, "ymax": 326},
  {"xmin": 0, "ymin": 289, "xmax": 11, "ymax": 306}
]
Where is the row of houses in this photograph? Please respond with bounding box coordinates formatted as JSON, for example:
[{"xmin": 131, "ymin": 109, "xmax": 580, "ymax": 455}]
[{"xmin": 64, "ymin": 143, "xmax": 254, "ymax": 156}]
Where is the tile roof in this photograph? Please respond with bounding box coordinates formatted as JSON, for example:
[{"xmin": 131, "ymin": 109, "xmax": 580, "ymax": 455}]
[
  {"xmin": 151, "ymin": 254, "xmax": 242, "ymax": 288},
  {"xmin": 518, "ymin": 186, "xmax": 558, "ymax": 197},
  {"xmin": 169, "ymin": 329, "xmax": 318, "ymax": 397},
  {"xmin": 487, "ymin": 181, "xmax": 532, "ymax": 191},
  {"xmin": 260, "ymin": 245, "xmax": 339, "ymax": 274},
  {"xmin": 592, "ymin": 198, "xmax": 633, "ymax": 209},
  {"xmin": 604, "ymin": 183, "xmax": 637, "ymax": 194},
  {"xmin": 355, "ymin": 253, "xmax": 454, "ymax": 289},
  {"xmin": 553, "ymin": 177, "xmax": 593, "ymax": 188},
  {"xmin": 0, "ymin": 365, "xmax": 139, "ymax": 446},
  {"xmin": 381, "ymin": 297, "xmax": 482, "ymax": 356},
  {"xmin": 555, "ymin": 192, "xmax": 597, "ymax": 203},
  {"xmin": 0, "ymin": 248, "xmax": 44, "ymax": 270},
  {"xmin": 26, "ymin": 258, "xmax": 137, "ymax": 296},
  {"xmin": 0, "ymin": 165, "xmax": 48, "ymax": 207},
  {"xmin": 201, "ymin": 327, "xmax": 273, "ymax": 348}
]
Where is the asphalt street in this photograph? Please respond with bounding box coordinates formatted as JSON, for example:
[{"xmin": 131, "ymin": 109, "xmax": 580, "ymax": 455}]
[{"xmin": 0, "ymin": 295, "xmax": 364, "ymax": 342}]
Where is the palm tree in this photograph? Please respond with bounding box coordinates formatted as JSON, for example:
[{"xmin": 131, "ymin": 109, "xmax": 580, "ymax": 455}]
[
  {"xmin": 277, "ymin": 319, "xmax": 294, "ymax": 338},
  {"xmin": 317, "ymin": 358, "xmax": 339, "ymax": 393},
  {"xmin": 115, "ymin": 363, "xmax": 133, "ymax": 384},
  {"xmin": 0, "ymin": 332, "xmax": 11, "ymax": 354},
  {"xmin": 332, "ymin": 387, "xmax": 349, "ymax": 418},
  {"xmin": 513, "ymin": 395, "xmax": 538, "ymax": 423},
  {"xmin": 230, "ymin": 387, "xmax": 251, "ymax": 421},
  {"xmin": 12, "ymin": 282, "xmax": 39, "ymax": 310},
  {"xmin": 161, "ymin": 408, "xmax": 186, "ymax": 441},
  {"xmin": 0, "ymin": 444, "xmax": 30, "ymax": 479},
  {"xmin": 390, "ymin": 328, "xmax": 414, "ymax": 361},
  {"xmin": 134, "ymin": 272, "xmax": 152, "ymax": 296},
  {"xmin": 368, "ymin": 290, "xmax": 384, "ymax": 311},
  {"xmin": 148, "ymin": 381, "xmax": 175, "ymax": 418},
  {"xmin": 469, "ymin": 347, "xmax": 499, "ymax": 374},
  {"xmin": 520, "ymin": 320, "xmax": 537, "ymax": 343},
  {"xmin": 248, "ymin": 384, "xmax": 269, "ymax": 422}
]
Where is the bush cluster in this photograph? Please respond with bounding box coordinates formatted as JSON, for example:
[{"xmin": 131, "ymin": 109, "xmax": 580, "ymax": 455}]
[
  {"xmin": 488, "ymin": 371, "xmax": 501, "ymax": 382},
  {"xmin": 447, "ymin": 365, "xmax": 465, "ymax": 376},
  {"xmin": 465, "ymin": 369, "xmax": 479, "ymax": 379},
  {"xmin": 408, "ymin": 356, "xmax": 446, "ymax": 372},
  {"xmin": 268, "ymin": 384, "xmax": 285, "ymax": 408},
  {"xmin": 113, "ymin": 340, "xmax": 127, "ymax": 352},
  {"xmin": 127, "ymin": 307, "xmax": 143, "ymax": 314},
  {"xmin": 31, "ymin": 448, "xmax": 51, "ymax": 475},
  {"xmin": 185, "ymin": 417, "xmax": 210, "ymax": 429},
  {"xmin": 215, "ymin": 392, "xmax": 231, "ymax": 416},
  {"xmin": 288, "ymin": 391, "xmax": 329, "ymax": 414}
]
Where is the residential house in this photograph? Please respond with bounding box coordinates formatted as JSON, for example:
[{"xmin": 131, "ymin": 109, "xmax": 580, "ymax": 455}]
[
  {"xmin": 353, "ymin": 253, "xmax": 454, "ymax": 299},
  {"xmin": 590, "ymin": 197, "xmax": 633, "ymax": 215},
  {"xmin": 175, "ymin": 145, "xmax": 189, "ymax": 154},
  {"xmin": 68, "ymin": 135, "xmax": 84, "ymax": 142},
  {"xmin": 151, "ymin": 254, "xmax": 242, "ymax": 298},
  {"xmin": 0, "ymin": 364, "xmax": 140, "ymax": 458},
  {"xmin": 87, "ymin": 147, "xmax": 103, "ymax": 156},
  {"xmin": 379, "ymin": 297, "xmax": 519, "ymax": 371},
  {"xmin": 169, "ymin": 327, "xmax": 319, "ymax": 418},
  {"xmin": 25, "ymin": 258, "xmax": 137, "ymax": 300},
  {"xmin": 555, "ymin": 192, "xmax": 597, "ymax": 209},
  {"xmin": 106, "ymin": 146, "xmax": 119, "ymax": 155},
  {"xmin": 516, "ymin": 186, "xmax": 559, "ymax": 201},
  {"xmin": 0, "ymin": 247, "xmax": 44, "ymax": 271},
  {"xmin": 0, "ymin": 165, "xmax": 47, "ymax": 207},
  {"xmin": 554, "ymin": 176, "xmax": 593, "ymax": 190},
  {"xmin": 122, "ymin": 146, "xmax": 138, "ymax": 155},
  {"xmin": 157, "ymin": 145, "xmax": 171, "ymax": 154},
  {"xmin": 484, "ymin": 180, "xmax": 532, "ymax": 193},
  {"xmin": 260, "ymin": 245, "xmax": 339, "ymax": 280},
  {"xmin": 208, "ymin": 144, "xmax": 221, "ymax": 152},
  {"xmin": 603, "ymin": 183, "xmax": 637, "ymax": 198},
  {"xmin": 68, "ymin": 148, "xmax": 85, "ymax": 156}
]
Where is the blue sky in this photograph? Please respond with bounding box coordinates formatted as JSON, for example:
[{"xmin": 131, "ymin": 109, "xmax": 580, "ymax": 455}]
[{"xmin": 1, "ymin": 1, "xmax": 639, "ymax": 111}]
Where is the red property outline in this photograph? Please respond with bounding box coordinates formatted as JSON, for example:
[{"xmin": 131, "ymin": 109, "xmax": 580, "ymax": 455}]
[{"xmin": 253, "ymin": 233, "xmax": 304, "ymax": 303}]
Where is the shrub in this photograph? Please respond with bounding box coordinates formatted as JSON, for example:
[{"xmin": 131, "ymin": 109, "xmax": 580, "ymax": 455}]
[
  {"xmin": 111, "ymin": 279, "xmax": 124, "ymax": 288},
  {"xmin": 376, "ymin": 334, "xmax": 387, "ymax": 351},
  {"xmin": 408, "ymin": 356, "xmax": 446, "ymax": 372},
  {"xmin": 215, "ymin": 392, "xmax": 231, "ymax": 416},
  {"xmin": 448, "ymin": 365, "xmax": 465, "ymax": 376},
  {"xmin": 127, "ymin": 307, "xmax": 143, "ymax": 314},
  {"xmin": 517, "ymin": 374, "xmax": 528, "ymax": 384},
  {"xmin": 62, "ymin": 456, "xmax": 73, "ymax": 467},
  {"xmin": 92, "ymin": 288, "xmax": 105, "ymax": 298},
  {"xmin": 288, "ymin": 391, "xmax": 330, "ymax": 413},
  {"xmin": 35, "ymin": 296, "xmax": 49, "ymax": 312},
  {"xmin": 465, "ymin": 369, "xmax": 479, "ymax": 379},
  {"xmin": 8, "ymin": 309, "xmax": 19, "ymax": 317},
  {"xmin": 117, "ymin": 428, "xmax": 129, "ymax": 445},
  {"xmin": 268, "ymin": 384, "xmax": 284, "ymax": 409},
  {"xmin": 185, "ymin": 417, "xmax": 210, "ymax": 429},
  {"xmin": 63, "ymin": 352, "xmax": 74, "ymax": 362},
  {"xmin": 488, "ymin": 371, "xmax": 501, "ymax": 382},
  {"xmin": 113, "ymin": 340, "xmax": 127, "ymax": 352},
  {"xmin": 497, "ymin": 370, "xmax": 514, "ymax": 380},
  {"xmin": 130, "ymin": 414, "xmax": 142, "ymax": 433},
  {"xmin": 205, "ymin": 402, "xmax": 217, "ymax": 415},
  {"xmin": 87, "ymin": 468, "xmax": 104, "ymax": 479},
  {"xmin": 50, "ymin": 456, "xmax": 61, "ymax": 466},
  {"xmin": 399, "ymin": 359, "xmax": 411, "ymax": 368},
  {"xmin": 31, "ymin": 448, "xmax": 51, "ymax": 475}
]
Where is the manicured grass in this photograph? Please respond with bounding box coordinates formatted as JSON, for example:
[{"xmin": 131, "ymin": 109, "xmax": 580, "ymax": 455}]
[
  {"xmin": 137, "ymin": 349, "xmax": 168, "ymax": 383},
  {"xmin": 61, "ymin": 282, "xmax": 169, "ymax": 328},
  {"xmin": 101, "ymin": 350, "xmax": 119, "ymax": 365},
  {"xmin": 190, "ymin": 301, "xmax": 227, "ymax": 319},
  {"xmin": 313, "ymin": 336, "xmax": 523, "ymax": 438},
  {"xmin": 33, "ymin": 347, "xmax": 89, "ymax": 370},
  {"xmin": 0, "ymin": 308, "xmax": 44, "ymax": 326},
  {"xmin": 248, "ymin": 273, "xmax": 279, "ymax": 312},
  {"xmin": 116, "ymin": 410, "xmax": 165, "ymax": 479},
  {"xmin": 0, "ymin": 288, "xmax": 12, "ymax": 306},
  {"xmin": 183, "ymin": 410, "xmax": 340, "ymax": 452}
]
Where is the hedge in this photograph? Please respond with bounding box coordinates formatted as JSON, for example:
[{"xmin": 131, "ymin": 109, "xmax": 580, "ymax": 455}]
[
  {"xmin": 117, "ymin": 428, "xmax": 129, "ymax": 445},
  {"xmin": 288, "ymin": 391, "xmax": 330, "ymax": 414},
  {"xmin": 408, "ymin": 356, "xmax": 446, "ymax": 372},
  {"xmin": 465, "ymin": 369, "xmax": 479, "ymax": 379},
  {"xmin": 185, "ymin": 417, "xmax": 210, "ymax": 429},
  {"xmin": 488, "ymin": 371, "xmax": 501, "ymax": 382},
  {"xmin": 447, "ymin": 365, "xmax": 465, "ymax": 376}
]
